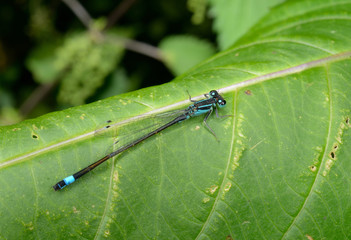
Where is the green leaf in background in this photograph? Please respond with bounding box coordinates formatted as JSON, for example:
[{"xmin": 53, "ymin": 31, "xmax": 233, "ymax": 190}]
[
  {"xmin": 1, "ymin": 0, "xmax": 351, "ymax": 239},
  {"xmin": 159, "ymin": 35, "xmax": 216, "ymax": 76},
  {"xmin": 55, "ymin": 31, "xmax": 125, "ymax": 106},
  {"xmin": 208, "ymin": 0, "xmax": 285, "ymax": 50},
  {"xmin": 187, "ymin": 0, "xmax": 208, "ymax": 24},
  {"xmin": 0, "ymin": 106, "xmax": 21, "ymax": 126},
  {"xmin": 26, "ymin": 42, "xmax": 62, "ymax": 84},
  {"xmin": 25, "ymin": 30, "xmax": 127, "ymax": 106},
  {"xmin": 94, "ymin": 68, "xmax": 142, "ymax": 100}
]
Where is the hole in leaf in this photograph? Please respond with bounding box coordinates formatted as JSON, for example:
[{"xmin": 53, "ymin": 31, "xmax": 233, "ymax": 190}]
[
  {"xmin": 104, "ymin": 120, "xmax": 112, "ymax": 129},
  {"xmin": 310, "ymin": 165, "xmax": 317, "ymax": 172},
  {"xmin": 32, "ymin": 134, "xmax": 38, "ymax": 139},
  {"xmin": 329, "ymin": 151, "xmax": 335, "ymax": 159}
]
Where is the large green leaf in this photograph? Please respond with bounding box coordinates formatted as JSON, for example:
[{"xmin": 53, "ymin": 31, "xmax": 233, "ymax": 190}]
[
  {"xmin": 1, "ymin": 0, "xmax": 351, "ymax": 239},
  {"xmin": 208, "ymin": 0, "xmax": 285, "ymax": 50},
  {"xmin": 159, "ymin": 35, "xmax": 216, "ymax": 76}
]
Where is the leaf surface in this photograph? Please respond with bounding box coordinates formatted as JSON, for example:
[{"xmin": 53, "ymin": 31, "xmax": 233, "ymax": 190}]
[
  {"xmin": 208, "ymin": 0, "xmax": 285, "ymax": 50},
  {"xmin": 1, "ymin": 0, "xmax": 351, "ymax": 239}
]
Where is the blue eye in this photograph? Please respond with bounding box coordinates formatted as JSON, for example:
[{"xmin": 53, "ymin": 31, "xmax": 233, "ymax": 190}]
[
  {"xmin": 210, "ymin": 90, "xmax": 218, "ymax": 97},
  {"xmin": 218, "ymin": 99, "xmax": 226, "ymax": 106}
]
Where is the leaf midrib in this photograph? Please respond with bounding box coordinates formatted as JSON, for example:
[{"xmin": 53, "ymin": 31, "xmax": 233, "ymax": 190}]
[{"xmin": 2, "ymin": 52, "xmax": 350, "ymax": 173}]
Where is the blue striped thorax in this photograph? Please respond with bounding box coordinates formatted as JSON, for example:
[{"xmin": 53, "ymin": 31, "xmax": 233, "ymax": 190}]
[{"xmin": 186, "ymin": 90, "xmax": 226, "ymax": 118}]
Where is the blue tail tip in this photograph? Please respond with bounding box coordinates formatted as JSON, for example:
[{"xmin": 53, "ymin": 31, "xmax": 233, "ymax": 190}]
[{"xmin": 53, "ymin": 180, "xmax": 66, "ymax": 191}]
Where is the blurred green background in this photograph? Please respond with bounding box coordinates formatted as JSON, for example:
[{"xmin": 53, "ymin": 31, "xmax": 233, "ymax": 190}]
[
  {"xmin": 0, "ymin": 0, "xmax": 284, "ymax": 125},
  {"xmin": 0, "ymin": 0, "xmax": 218, "ymax": 125}
]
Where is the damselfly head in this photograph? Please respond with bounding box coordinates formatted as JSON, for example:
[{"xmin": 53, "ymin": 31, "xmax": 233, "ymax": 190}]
[{"xmin": 209, "ymin": 90, "xmax": 226, "ymax": 107}]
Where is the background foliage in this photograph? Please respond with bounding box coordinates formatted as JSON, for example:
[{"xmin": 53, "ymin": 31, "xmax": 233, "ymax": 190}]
[
  {"xmin": 0, "ymin": 0, "xmax": 200, "ymax": 124},
  {"xmin": 0, "ymin": 0, "xmax": 282, "ymax": 125}
]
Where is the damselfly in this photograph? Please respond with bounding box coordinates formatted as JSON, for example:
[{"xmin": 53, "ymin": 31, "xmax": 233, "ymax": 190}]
[{"xmin": 53, "ymin": 90, "xmax": 227, "ymax": 190}]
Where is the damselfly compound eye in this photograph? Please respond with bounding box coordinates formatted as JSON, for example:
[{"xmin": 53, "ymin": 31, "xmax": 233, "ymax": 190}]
[
  {"xmin": 219, "ymin": 100, "xmax": 226, "ymax": 105},
  {"xmin": 210, "ymin": 90, "xmax": 218, "ymax": 96}
]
